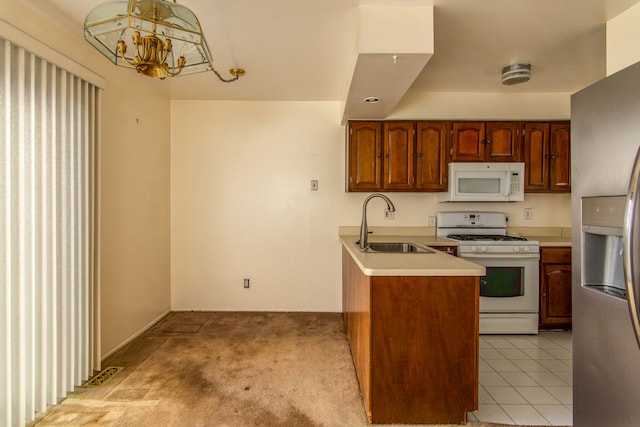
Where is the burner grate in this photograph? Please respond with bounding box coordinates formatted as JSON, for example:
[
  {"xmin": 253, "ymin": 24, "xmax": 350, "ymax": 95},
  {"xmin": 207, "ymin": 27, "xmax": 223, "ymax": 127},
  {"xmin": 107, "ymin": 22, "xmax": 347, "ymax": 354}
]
[{"xmin": 447, "ymin": 234, "xmax": 528, "ymax": 242}]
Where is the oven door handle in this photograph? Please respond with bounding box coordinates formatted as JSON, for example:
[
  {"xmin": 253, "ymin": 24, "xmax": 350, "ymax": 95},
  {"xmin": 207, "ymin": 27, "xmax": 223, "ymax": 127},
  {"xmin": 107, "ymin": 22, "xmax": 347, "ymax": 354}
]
[{"xmin": 459, "ymin": 253, "xmax": 540, "ymax": 260}]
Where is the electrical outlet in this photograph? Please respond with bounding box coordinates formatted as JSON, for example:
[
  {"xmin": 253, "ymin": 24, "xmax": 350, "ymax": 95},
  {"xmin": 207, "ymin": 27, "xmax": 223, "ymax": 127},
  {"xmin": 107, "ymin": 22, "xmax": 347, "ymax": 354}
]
[
  {"xmin": 384, "ymin": 209, "xmax": 395, "ymax": 220},
  {"xmin": 428, "ymin": 216, "xmax": 437, "ymax": 227},
  {"xmin": 523, "ymin": 208, "xmax": 533, "ymax": 220},
  {"xmin": 243, "ymin": 278, "xmax": 250, "ymax": 288}
]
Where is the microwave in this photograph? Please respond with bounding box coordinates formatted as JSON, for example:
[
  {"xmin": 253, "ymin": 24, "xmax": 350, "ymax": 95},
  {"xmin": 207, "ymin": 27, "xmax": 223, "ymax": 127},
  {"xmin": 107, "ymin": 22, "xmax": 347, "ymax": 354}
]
[{"xmin": 438, "ymin": 162, "xmax": 525, "ymax": 202}]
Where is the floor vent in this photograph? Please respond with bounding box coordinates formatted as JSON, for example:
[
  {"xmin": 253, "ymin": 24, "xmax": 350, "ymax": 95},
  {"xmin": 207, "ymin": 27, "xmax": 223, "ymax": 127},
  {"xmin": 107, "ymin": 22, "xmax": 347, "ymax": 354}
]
[{"xmin": 83, "ymin": 366, "xmax": 124, "ymax": 387}]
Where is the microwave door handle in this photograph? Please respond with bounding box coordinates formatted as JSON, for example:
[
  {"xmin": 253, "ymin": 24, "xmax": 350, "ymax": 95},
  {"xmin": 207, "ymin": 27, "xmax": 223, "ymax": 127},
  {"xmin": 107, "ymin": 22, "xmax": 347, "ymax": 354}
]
[
  {"xmin": 503, "ymin": 178, "xmax": 511, "ymax": 197},
  {"xmin": 623, "ymin": 146, "xmax": 640, "ymax": 348}
]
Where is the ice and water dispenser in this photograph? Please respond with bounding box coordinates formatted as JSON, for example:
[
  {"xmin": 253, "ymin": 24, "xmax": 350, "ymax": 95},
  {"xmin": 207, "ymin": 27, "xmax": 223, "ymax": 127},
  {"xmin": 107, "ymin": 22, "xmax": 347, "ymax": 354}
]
[{"xmin": 581, "ymin": 196, "xmax": 628, "ymax": 299}]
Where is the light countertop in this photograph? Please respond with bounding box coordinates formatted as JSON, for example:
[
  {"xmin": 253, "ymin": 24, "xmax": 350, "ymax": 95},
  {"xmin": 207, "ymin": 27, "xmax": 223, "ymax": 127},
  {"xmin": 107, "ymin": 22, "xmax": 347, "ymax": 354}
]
[
  {"xmin": 339, "ymin": 225, "xmax": 572, "ymax": 277},
  {"xmin": 340, "ymin": 235, "xmax": 486, "ymax": 277},
  {"xmin": 338, "ymin": 226, "xmax": 572, "ymax": 248},
  {"xmin": 526, "ymin": 236, "xmax": 572, "ymax": 247}
]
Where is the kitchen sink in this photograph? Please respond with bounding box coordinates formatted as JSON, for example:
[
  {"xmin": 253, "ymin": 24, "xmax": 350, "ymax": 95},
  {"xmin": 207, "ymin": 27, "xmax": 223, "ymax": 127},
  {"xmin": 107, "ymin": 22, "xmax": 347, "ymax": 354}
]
[{"xmin": 356, "ymin": 242, "xmax": 434, "ymax": 253}]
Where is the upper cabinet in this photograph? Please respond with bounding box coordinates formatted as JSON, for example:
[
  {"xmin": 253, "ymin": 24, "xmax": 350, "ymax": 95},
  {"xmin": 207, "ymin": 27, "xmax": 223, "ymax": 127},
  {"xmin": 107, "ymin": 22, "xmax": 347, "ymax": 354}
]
[
  {"xmin": 524, "ymin": 121, "xmax": 571, "ymax": 193},
  {"xmin": 416, "ymin": 122, "xmax": 448, "ymax": 191},
  {"xmin": 346, "ymin": 121, "xmax": 447, "ymax": 192},
  {"xmin": 383, "ymin": 122, "xmax": 415, "ymax": 190},
  {"xmin": 346, "ymin": 120, "xmax": 569, "ymax": 193},
  {"xmin": 346, "ymin": 121, "xmax": 382, "ymax": 191},
  {"xmin": 450, "ymin": 121, "xmax": 523, "ymax": 162},
  {"xmin": 549, "ymin": 123, "xmax": 571, "ymax": 192}
]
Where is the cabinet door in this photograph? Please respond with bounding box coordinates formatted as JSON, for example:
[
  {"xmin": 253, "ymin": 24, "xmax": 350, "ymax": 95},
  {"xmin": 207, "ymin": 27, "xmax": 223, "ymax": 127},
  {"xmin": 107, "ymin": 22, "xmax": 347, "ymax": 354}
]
[
  {"xmin": 485, "ymin": 121, "xmax": 523, "ymax": 162},
  {"xmin": 450, "ymin": 122, "xmax": 485, "ymax": 161},
  {"xmin": 415, "ymin": 122, "xmax": 448, "ymax": 191},
  {"xmin": 540, "ymin": 263, "xmax": 572, "ymax": 327},
  {"xmin": 383, "ymin": 122, "xmax": 415, "ymax": 190},
  {"xmin": 524, "ymin": 122, "xmax": 550, "ymax": 192},
  {"xmin": 540, "ymin": 247, "xmax": 572, "ymax": 329},
  {"xmin": 549, "ymin": 123, "xmax": 571, "ymax": 192},
  {"xmin": 347, "ymin": 122, "xmax": 382, "ymax": 191}
]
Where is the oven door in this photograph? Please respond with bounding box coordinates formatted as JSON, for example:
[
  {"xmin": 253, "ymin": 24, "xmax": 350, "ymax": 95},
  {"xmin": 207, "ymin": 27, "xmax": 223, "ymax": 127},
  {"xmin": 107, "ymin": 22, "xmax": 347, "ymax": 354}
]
[{"xmin": 458, "ymin": 253, "xmax": 540, "ymax": 313}]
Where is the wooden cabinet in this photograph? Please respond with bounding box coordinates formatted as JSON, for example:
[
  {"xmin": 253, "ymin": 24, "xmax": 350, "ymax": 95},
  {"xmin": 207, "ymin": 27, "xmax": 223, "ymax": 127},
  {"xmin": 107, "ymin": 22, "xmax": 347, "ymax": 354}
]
[
  {"xmin": 383, "ymin": 122, "xmax": 415, "ymax": 190},
  {"xmin": 347, "ymin": 120, "xmax": 569, "ymax": 193},
  {"xmin": 450, "ymin": 121, "xmax": 523, "ymax": 162},
  {"xmin": 343, "ymin": 247, "xmax": 478, "ymax": 424},
  {"xmin": 549, "ymin": 123, "xmax": 571, "ymax": 192},
  {"xmin": 430, "ymin": 245, "xmax": 457, "ymax": 256},
  {"xmin": 346, "ymin": 121, "xmax": 447, "ymax": 192},
  {"xmin": 347, "ymin": 121, "xmax": 382, "ymax": 191},
  {"xmin": 524, "ymin": 121, "xmax": 571, "ymax": 193},
  {"xmin": 415, "ymin": 121, "xmax": 448, "ymax": 191},
  {"xmin": 539, "ymin": 247, "xmax": 572, "ymax": 329}
]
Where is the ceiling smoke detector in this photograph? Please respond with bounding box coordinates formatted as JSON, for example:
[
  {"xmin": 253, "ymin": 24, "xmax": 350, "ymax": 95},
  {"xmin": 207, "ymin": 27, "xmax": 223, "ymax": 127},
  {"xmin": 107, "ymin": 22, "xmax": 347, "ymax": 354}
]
[{"xmin": 501, "ymin": 63, "xmax": 531, "ymax": 85}]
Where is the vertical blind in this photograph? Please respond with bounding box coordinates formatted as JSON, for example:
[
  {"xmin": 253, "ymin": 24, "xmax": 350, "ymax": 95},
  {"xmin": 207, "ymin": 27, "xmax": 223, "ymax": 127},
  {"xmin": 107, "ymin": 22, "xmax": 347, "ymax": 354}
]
[{"xmin": 0, "ymin": 37, "xmax": 99, "ymax": 426}]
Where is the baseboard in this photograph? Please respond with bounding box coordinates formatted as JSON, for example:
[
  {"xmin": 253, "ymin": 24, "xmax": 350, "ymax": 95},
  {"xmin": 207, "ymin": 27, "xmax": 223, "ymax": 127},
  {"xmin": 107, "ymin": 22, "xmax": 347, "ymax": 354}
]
[{"xmin": 100, "ymin": 310, "xmax": 170, "ymax": 363}]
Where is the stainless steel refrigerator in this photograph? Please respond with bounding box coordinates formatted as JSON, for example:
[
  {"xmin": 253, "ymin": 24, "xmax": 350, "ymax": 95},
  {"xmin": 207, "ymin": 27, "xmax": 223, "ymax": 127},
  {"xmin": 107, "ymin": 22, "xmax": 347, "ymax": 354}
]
[{"xmin": 571, "ymin": 61, "xmax": 640, "ymax": 426}]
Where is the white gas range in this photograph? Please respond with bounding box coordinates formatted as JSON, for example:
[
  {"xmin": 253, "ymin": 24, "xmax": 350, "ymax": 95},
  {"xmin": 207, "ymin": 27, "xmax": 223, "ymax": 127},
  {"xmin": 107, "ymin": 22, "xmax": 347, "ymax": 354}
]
[{"xmin": 437, "ymin": 211, "xmax": 540, "ymax": 334}]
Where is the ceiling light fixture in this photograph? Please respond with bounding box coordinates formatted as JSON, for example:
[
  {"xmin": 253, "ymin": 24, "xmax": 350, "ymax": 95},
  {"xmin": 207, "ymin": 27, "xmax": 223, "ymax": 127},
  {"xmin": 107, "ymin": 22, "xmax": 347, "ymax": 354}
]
[
  {"xmin": 363, "ymin": 97, "xmax": 381, "ymax": 104},
  {"xmin": 83, "ymin": 0, "xmax": 245, "ymax": 81},
  {"xmin": 501, "ymin": 63, "xmax": 531, "ymax": 85}
]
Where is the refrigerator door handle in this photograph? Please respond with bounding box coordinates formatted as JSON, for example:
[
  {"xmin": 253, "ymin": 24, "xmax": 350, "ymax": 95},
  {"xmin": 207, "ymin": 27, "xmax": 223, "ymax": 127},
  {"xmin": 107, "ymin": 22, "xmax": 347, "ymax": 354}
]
[{"xmin": 624, "ymin": 146, "xmax": 640, "ymax": 348}]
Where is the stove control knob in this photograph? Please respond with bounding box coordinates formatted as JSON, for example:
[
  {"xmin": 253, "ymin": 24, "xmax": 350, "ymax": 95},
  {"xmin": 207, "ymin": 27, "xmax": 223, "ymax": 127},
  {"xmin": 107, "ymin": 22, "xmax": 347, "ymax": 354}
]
[
  {"xmin": 471, "ymin": 246, "xmax": 477, "ymax": 252},
  {"xmin": 523, "ymin": 246, "xmax": 530, "ymax": 252},
  {"xmin": 513, "ymin": 246, "xmax": 520, "ymax": 252},
  {"xmin": 481, "ymin": 246, "xmax": 487, "ymax": 252}
]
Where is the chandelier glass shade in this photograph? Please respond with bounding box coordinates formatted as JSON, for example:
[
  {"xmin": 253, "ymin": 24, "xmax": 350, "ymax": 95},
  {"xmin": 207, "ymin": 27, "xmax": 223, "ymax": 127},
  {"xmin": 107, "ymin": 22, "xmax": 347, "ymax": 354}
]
[{"xmin": 84, "ymin": 0, "xmax": 244, "ymax": 80}]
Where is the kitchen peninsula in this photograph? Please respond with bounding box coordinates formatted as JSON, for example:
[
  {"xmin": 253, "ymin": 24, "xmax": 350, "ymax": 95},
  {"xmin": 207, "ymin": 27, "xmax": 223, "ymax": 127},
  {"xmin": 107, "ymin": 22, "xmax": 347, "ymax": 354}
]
[{"xmin": 340, "ymin": 233, "xmax": 485, "ymax": 424}]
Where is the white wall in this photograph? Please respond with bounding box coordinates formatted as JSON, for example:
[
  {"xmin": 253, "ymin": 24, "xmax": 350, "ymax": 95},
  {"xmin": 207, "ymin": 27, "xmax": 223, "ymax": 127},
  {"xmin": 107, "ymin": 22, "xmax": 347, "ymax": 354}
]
[
  {"xmin": 99, "ymin": 75, "xmax": 171, "ymax": 357},
  {"xmin": 607, "ymin": 2, "xmax": 640, "ymax": 75},
  {"xmin": 391, "ymin": 92, "xmax": 571, "ymax": 120},
  {"xmin": 171, "ymin": 101, "xmax": 348, "ymax": 311},
  {"xmin": 171, "ymin": 99, "xmax": 571, "ymax": 312}
]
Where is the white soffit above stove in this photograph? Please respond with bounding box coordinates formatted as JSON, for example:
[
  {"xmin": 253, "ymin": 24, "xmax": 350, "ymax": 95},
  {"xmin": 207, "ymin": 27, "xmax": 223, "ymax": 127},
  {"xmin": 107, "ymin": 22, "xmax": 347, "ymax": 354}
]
[{"xmin": 340, "ymin": 6, "xmax": 434, "ymax": 123}]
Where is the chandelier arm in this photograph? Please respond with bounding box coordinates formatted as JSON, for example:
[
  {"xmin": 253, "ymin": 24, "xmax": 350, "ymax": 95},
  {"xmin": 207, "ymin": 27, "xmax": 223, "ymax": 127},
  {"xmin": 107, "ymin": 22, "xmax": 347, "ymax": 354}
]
[
  {"xmin": 116, "ymin": 41, "xmax": 137, "ymax": 67},
  {"xmin": 212, "ymin": 68, "xmax": 240, "ymax": 83}
]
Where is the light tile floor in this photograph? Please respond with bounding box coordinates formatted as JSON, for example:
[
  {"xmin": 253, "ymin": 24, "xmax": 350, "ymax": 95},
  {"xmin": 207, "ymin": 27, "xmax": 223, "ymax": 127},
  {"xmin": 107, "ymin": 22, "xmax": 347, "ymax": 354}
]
[{"xmin": 467, "ymin": 331, "xmax": 573, "ymax": 426}]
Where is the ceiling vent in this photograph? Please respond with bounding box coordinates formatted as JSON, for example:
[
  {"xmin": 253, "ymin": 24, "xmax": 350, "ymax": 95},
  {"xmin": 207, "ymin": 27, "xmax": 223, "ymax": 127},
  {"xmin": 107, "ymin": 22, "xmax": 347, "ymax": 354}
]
[{"xmin": 501, "ymin": 63, "xmax": 531, "ymax": 85}]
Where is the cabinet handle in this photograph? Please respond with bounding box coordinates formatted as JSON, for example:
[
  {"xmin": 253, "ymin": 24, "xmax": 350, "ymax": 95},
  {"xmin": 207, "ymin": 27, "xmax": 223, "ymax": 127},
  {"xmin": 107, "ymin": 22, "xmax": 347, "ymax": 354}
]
[
  {"xmin": 481, "ymin": 139, "xmax": 492, "ymax": 144},
  {"xmin": 416, "ymin": 153, "xmax": 423, "ymax": 158}
]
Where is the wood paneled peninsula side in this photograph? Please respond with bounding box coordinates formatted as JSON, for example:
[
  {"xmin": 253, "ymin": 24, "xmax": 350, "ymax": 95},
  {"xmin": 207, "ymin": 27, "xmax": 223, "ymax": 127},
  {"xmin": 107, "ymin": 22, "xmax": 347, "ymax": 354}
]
[{"xmin": 340, "ymin": 234, "xmax": 485, "ymax": 424}]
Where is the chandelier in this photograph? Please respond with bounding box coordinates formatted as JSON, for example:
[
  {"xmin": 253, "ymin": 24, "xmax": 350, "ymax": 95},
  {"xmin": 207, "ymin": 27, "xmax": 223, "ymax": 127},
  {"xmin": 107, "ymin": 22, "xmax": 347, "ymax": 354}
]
[{"xmin": 83, "ymin": 0, "xmax": 245, "ymax": 81}]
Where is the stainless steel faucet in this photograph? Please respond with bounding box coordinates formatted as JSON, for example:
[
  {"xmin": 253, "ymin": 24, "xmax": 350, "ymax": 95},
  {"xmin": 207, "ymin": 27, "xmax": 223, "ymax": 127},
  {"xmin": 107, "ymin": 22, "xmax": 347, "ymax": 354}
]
[{"xmin": 358, "ymin": 193, "xmax": 396, "ymax": 251}]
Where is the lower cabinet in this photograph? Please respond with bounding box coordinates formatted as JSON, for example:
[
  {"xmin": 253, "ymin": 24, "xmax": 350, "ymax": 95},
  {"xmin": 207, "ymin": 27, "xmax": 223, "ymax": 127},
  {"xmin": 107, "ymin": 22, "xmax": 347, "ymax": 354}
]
[
  {"xmin": 342, "ymin": 247, "xmax": 479, "ymax": 424},
  {"xmin": 430, "ymin": 245, "xmax": 457, "ymax": 256},
  {"xmin": 539, "ymin": 247, "xmax": 572, "ymax": 329}
]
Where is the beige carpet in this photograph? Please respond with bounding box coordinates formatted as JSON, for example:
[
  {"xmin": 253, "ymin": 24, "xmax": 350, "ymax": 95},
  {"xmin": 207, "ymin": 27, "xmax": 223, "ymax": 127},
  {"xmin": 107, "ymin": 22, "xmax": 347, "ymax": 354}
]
[{"xmin": 30, "ymin": 312, "xmax": 566, "ymax": 427}]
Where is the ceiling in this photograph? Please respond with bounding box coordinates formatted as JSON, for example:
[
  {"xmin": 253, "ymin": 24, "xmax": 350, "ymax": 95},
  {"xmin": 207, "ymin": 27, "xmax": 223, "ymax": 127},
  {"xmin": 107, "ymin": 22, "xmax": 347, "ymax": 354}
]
[{"xmin": 27, "ymin": 0, "xmax": 640, "ymax": 118}]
